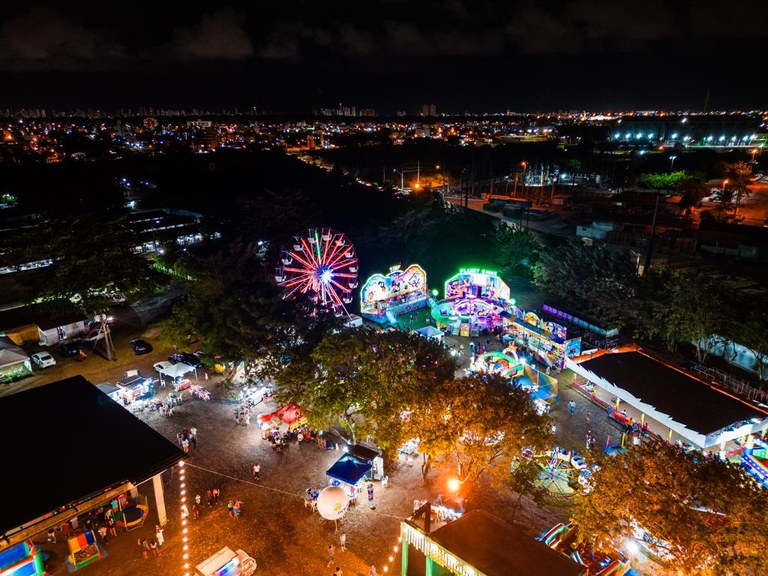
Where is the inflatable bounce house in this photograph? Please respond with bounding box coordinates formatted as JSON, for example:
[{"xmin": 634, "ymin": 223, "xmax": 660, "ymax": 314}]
[{"xmin": 0, "ymin": 540, "xmax": 47, "ymax": 576}]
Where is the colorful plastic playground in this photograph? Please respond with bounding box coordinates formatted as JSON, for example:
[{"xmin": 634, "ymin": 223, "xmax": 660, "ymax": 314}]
[
  {"xmin": 536, "ymin": 523, "xmax": 637, "ymax": 576},
  {"xmin": 0, "ymin": 540, "xmax": 47, "ymax": 576}
]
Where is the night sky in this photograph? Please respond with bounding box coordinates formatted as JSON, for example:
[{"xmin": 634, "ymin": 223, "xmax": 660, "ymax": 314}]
[{"xmin": 1, "ymin": 1, "xmax": 766, "ymax": 113}]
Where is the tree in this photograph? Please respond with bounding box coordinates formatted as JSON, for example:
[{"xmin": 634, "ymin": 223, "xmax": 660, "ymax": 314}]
[
  {"xmin": 532, "ymin": 240, "xmax": 639, "ymax": 325},
  {"xmin": 275, "ymin": 327, "xmax": 456, "ymax": 452},
  {"xmin": 0, "ymin": 211, "xmax": 155, "ymax": 312},
  {"xmin": 734, "ymin": 296, "xmax": 768, "ymax": 382},
  {"xmin": 159, "ymin": 240, "xmax": 334, "ymax": 377},
  {"xmin": 643, "ymin": 271, "xmax": 725, "ymax": 361},
  {"xmin": 571, "ymin": 441, "xmax": 768, "ymax": 576},
  {"xmin": 494, "ymin": 224, "xmax": 541, "ymax": 278},
  {"xmin": 403, "ymin": 373, "xmax": 552, "ymax": 492}
]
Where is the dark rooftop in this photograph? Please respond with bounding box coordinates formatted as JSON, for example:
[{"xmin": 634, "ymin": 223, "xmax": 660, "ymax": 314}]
[
  {"xmin": 0, "ymin": 301, "xmax": 87, "ymax": 331},
  {"xmin": 580, "ymin": 351, "xmax": 765, "ymax": 434},
  {"xmin": 423, "ymin": 510, "xmax": 585, "ymax": 576},
  {"xmin": 0, "ymin": 376, "xmax": 184, "ymax": 536}
]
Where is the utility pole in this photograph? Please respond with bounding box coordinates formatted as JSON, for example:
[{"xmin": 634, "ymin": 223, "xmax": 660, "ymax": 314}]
[{"xmin": 642, "ymin": 194, "xmax": 661, "ymax": 274}]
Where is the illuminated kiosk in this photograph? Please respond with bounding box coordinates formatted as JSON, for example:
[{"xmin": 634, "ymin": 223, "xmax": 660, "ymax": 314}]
[
  {"xmin": 508, "ymin": 311, "xmax": 582, "ymax": 371},
  {"xmin": 431, "ymin": 268, "xmax": 516, "ymax": 337},
  {"xmin": 360, "ymin": 264, "xmax": 428, "ymax": 324}
]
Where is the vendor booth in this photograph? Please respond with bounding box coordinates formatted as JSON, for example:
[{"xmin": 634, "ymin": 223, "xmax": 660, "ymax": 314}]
[
  {"xmin": 508, "ymin": 311, "xmax": 581, "ymax": 371},
  {"xmin": 361, "ymin": 264, "xmax": 429, "ymax": 324},
  {"xmin": 326, "ymin": 444, "xmax": 384, "ymax": 501},
  {"xmin": 326, "ymin": 453, "xmax": 372, "ymax": 501},
  {"xmin": 414, "ymin": 325, "xmax": 444, "ymax": 344}
]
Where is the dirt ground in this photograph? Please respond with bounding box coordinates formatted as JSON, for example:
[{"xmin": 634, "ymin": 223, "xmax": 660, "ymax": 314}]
[{"xmin": 5, "ymin": 309, "xmax": 640, "ymax": 576}]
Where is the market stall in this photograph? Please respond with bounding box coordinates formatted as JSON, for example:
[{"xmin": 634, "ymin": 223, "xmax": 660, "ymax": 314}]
[{"xmin": 326, "ymin": 453, "xmax": 373, "ymax": 502}]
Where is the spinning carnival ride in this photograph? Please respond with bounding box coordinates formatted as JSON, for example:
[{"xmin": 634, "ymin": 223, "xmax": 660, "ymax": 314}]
[
  {"xmin": 525, "ymin": 447, "xmax": 592, "ymax": 496},
  {"xmin": 275, "ymin": 228, "xmax": 359, "ymax": 317}
]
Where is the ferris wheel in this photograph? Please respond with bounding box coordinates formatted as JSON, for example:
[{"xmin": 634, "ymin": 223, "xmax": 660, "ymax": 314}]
[{"xmin": 274, "ymin": 228, "xmax": 359, "ymax": 316}]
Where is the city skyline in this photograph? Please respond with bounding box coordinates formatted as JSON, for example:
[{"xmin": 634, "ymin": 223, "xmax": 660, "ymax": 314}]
[{"xmin": 1, "ymin": 1, "xmax": 767, "ymax": 113}]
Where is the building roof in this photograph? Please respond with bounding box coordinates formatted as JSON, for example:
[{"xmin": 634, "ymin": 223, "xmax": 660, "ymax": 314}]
[
  {"xmin": 0, "ymin": 376, "xmax": 184, "ymax": 536},
  {"xmin": 427, "ymin": 510, "xmax": 585, "ymax": 576},
  {"xmin": 0, "ymin": 302, "xmax": 87, "ymax": 332},
  {"xmin": 580, "ymin": 351, "xmax": 764, "ymax": 435}
]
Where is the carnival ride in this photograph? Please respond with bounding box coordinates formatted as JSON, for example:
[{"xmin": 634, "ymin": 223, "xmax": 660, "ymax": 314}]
[
  {"xmin": 274, "ymin": 228, "xmax": 358, "ymax": 317},
  {"xmin": 360, "ymin": 264, "xmax": 428, "ymax": 324},
  {"xmin": 536, "ymin": 523, "xmax": 634, "ymax": 576},
  {"xmin": 471, "ymin": 349, "xmax": 523, "ymax": 379},
  {"xmin": 431, "ymin": 268, "xmax": 515, "ymax": 336},
  {"xmin": 526, "ymin": 447, "xmax": 593, "ymax": 496},
  {"xmin": 741, "ymin": 434, "xmax": 768, "ymax": 488}
]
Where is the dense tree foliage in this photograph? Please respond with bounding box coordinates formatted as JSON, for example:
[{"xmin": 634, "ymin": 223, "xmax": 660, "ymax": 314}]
[
  {"xmin": 494, "ymin": 225, "xmax": 542, "ymax": 278},
  {"xmin": 275, "ymin": 327, "xmax": 457, "ymax": 453},
  {"xmin": 572, "ymin": 441, "xmax": 768, "ymax": 576},
  {"xmin": 159, "ymin": 241, "xmax": 339, "ymax": 375},
  {"xmin": 0, "ymin": 211, "xmax": 154, "ymax": 312},
  {"xmin": 640, "ymin": 270, "xmax": 726, "ymax": 362},
  {"xmin": 402, "ymin": 373, "xmax": 552, "ymax": 491},
  {"xmin": 532, "ymin": 240, "xmax": 639, "ymax": 325}
]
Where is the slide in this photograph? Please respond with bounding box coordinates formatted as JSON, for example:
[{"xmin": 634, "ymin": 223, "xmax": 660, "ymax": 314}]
[
  {"xmin": 385, "ymin": 310, "xmax": 397, "ymax": 325},
  {"xmin": 594, "ymin": 558, "xmax": 631, "ymax": 576}
]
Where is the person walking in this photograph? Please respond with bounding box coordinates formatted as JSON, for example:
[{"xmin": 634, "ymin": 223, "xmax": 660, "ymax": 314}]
[
  {"xmin": 339, "ymin": 533, "xmax": 346, "ymax": 551},
  {"xmin": 334, "ymin": 567, "xmax": 343, "ymax": 576},
  {"xmin": 150, "ymin": 539, "xmax": 159, "ymax": 557},
  {"xmin": 141, "ymin": 538, "xmax": 151, "ymax": 559},
  {"xmin": 227, "ymin": 500, "xmax": 234, "ymax": 517},
  {"xmin": 326, "ymin": 544, "xmax": 336, "ymax": 567},
  {"xmin": 213, "ymin": 487, "xmax": 220, "ymax": 503},
  {"xmin": 195, "ymin": 494, "xmax": 202, "ymax": 506},
  {"xmin": 568, "ymin": 400, "xmax": 576, "ymax": 415},
  {"xmin": 108, "ymin": 517, "xmax": 117, "ymax": 538},
  {"xmin": 367, "ymin": 483, "xmax": 376, "ymax": 509},
  {"xmin": 369, "ymin": 565, "xmax": 377, "ymax": 576},
  {"xmin": 252, "ymin": 463, "xmax": 260, "ymax": 481},
  {"xmin": 586, "ymin": 411, "xmax": 591, "ymax": 425},
  {"xmin": 206, "ymin": 489, "xmax": 213, "ymax": 507}
]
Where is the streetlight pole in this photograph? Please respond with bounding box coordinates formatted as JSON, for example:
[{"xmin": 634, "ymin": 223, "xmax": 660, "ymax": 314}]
[{"xmin": 642, "ymin": 194, "xmax": 661, "ymax": 274}]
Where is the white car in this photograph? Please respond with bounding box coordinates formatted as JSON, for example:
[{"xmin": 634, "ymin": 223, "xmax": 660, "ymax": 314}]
[{"xmin": 31, "ymin": 352, "xmax": 57, "ymax": 368}]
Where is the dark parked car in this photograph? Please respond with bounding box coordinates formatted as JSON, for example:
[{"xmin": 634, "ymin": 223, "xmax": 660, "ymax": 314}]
[
  {"xmin": 129, "ymin": 338, "xmax": 153, "ymax": 355},
  {"xmin": 168, "ymin": 351, "xmax": 204, "ymax": 368},
  {"xmin": 57, "ymin": 341, "xmax": 82, "ymax": 358}
]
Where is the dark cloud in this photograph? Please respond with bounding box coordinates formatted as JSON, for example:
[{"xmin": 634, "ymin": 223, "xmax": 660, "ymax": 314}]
[
  {"xmin": 174, "ymin": 9, "xmax": 253, "ymax": 60},
  {"xmin": 0, "ymin": 1, "xmax": 765, "ymax": 110},
  {"xmin": 0, "ymin": 5, "xmax": 125, "ymax": 71}
]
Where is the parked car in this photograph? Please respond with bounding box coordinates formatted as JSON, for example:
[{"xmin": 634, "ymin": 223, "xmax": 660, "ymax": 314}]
[
  {"xmin": 56, "ymin": 342, "xmax": 82, "ymax": 358},
  {"xmin": 168, "ymin": 351, "xmax": 204, "ymax": 368},
  {"xmin": 129, "ymin": 338, "xmax": 153, "ymax": 355},
  {"xmin": 31, "ymin": 351, "xmax": 57, "ymax": 368}
]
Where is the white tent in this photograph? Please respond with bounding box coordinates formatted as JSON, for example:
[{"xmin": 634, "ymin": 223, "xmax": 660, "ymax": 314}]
[
  {"xmin": 415, "ymin": 325, "xmax": 444, "ymax": 343},
  {"xmin": 154, "ymin": 361, "xmax": 198, "ymax": 382}
]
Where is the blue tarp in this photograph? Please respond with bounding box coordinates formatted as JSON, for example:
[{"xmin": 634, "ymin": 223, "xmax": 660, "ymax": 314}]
[{"xmin": 326, "ymin": 454, "xmax": 372, "ymax": 487}]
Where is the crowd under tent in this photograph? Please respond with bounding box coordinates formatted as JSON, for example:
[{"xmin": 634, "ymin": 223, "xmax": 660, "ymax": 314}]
[
  {"xmin": 567, "ymin": 350, "xmax": 768, "ymax": 451},
  {"xmin": 414, "ymin": 325, "xmax": 444, "ymax": 343},
  {"xmin": 0, "ymin": 376, "xmax": 185, "ymax": 555}
]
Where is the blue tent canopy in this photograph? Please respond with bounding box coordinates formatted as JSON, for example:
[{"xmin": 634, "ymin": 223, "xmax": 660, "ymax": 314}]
[{"xmin": 326, "ymin": 453, "xmax": 372, "ymax": 487}]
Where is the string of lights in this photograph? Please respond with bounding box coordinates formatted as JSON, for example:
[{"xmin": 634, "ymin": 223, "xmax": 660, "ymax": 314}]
[{"xmin": 179, "ymin": 461, "xmax": 191, "ymax": 576}]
